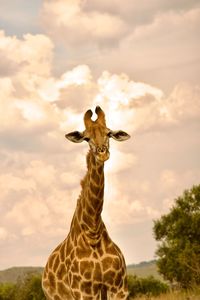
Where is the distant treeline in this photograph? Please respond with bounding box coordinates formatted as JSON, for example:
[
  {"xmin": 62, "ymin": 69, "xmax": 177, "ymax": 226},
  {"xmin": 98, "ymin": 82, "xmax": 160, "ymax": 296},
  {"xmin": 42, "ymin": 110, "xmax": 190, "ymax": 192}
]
[{"xmin": 0, "ymin": 267, "xmax": 43, "ymax": 284}]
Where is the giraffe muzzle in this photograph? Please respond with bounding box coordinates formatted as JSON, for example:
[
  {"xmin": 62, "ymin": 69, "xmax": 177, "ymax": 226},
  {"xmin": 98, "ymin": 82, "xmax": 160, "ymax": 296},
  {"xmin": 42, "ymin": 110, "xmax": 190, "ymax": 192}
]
[
  {"xmin": 96, "ymin": 146, "xmax": 110, "ymax": 162},
  {"xmin": 97, "ymin": 145, "xmax": 107, "ymax": 154}
]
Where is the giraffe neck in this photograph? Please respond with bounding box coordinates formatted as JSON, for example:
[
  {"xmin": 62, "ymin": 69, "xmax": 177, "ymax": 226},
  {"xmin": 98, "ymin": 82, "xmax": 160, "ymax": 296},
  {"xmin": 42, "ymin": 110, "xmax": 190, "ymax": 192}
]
[{"xmin": 76, "ymin": 149, "xmax": 105, "ymax": 245}]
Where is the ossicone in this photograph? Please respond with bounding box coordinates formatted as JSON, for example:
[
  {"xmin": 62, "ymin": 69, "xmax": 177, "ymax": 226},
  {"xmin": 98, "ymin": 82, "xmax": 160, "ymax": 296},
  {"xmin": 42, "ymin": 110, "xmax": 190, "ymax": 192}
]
[
  {"xmin": 84, "ymin": 109, "xmax": 93, "ymax": 129},
  {"xmin": 95, "ymin": 106, "xmax": 106, "ymax": 126}
]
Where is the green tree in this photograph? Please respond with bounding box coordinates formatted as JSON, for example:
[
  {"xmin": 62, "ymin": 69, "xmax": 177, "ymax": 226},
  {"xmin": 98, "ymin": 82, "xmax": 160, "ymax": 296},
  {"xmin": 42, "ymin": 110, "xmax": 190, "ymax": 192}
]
[
  {"xmin": 153, "ymin": 184, "xmax": 200, "ymax": 288},
  {"xmin": 127, "ymin": 275, "xmax": 142, "ymax": 298},
  {"xmin": 14, "ymin": 273, "xmax": 45, "ymax": 300},
  {"xmin": 127, "ymin": 274, "xmax": 169, "ymax": 298}
]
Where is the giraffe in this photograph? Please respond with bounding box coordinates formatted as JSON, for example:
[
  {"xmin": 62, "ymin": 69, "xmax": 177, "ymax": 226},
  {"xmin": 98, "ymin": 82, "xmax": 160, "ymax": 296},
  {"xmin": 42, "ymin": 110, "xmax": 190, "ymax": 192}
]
[{"xmin": 42, "ymin": 106, "xmax": 130, "ymax": 300}]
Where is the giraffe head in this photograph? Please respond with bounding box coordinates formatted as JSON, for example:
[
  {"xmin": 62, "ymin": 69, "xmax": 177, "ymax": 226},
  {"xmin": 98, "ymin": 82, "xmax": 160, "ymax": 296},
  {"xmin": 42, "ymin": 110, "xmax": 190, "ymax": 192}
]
[{"xmin": 65, "ymin": 106, "xmax": 130, "ymax": 163}]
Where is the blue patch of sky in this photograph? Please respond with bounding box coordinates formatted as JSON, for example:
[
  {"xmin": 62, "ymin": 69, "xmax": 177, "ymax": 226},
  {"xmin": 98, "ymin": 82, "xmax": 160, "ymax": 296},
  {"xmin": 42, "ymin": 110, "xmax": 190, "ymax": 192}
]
[{"xmin": 0, "ymin": 0, "xmax": 43, "ymax": 37}]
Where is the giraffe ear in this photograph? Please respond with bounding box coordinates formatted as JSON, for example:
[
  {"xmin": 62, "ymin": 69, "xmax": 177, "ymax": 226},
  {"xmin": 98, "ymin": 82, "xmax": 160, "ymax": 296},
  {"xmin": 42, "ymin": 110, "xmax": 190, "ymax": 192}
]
[
  {"xmin": 109, "ymin": 130, "xmax": 130, "ymax": 141},
  {"xmin": 65, "ymin": 131, "xmax": 86, "ymax": 143}
]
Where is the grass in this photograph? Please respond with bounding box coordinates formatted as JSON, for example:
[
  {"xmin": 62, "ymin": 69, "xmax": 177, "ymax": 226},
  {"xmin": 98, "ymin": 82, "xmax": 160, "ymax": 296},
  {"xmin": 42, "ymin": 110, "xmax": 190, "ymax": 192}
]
[{"xmin": 131, "ymin": 287, "xmax": 200, "ymax": 300}]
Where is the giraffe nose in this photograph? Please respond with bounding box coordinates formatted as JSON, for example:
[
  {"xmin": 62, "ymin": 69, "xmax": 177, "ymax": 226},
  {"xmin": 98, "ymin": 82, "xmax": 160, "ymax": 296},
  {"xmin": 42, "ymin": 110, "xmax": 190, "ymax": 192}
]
[
  {"xmin": 97, "ymin": 145, "xmax": 107, "ymax": 154},
  {"xmin": 96, "ymin": 145, "xmax": 110, "ymax": 162}
]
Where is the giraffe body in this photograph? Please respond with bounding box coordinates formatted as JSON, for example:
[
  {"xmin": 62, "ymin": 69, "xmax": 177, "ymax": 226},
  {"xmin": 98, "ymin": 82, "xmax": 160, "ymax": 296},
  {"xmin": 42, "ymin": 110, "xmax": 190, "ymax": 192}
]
[{"xmin": 42, "ymin": 107, "xmax": 130, "ymax": 299}]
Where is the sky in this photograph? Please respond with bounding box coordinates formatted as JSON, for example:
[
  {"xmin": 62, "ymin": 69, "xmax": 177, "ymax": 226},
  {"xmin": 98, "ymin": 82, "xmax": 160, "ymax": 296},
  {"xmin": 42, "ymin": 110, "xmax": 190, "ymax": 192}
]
[{"xmin": 0, "ymin": 0, "xmax": 200, "ymax": 270}]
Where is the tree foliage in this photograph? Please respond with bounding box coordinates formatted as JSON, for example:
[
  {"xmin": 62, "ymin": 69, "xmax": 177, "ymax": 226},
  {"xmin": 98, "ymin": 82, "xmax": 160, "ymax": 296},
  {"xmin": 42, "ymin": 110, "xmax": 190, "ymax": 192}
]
[
  {"xmin": 0, "ymin": 273, "xmax": 45, "ymax": 300},
  {"xmin": 127, "ymin": 274, "xmax": 169, "ymax": 298},
  {"xmin": 15, "ymin": 273, "xmax": 46, "ymax": 300},
  {"xmin": 0, "ymin": 283, "xmax": 16, "ymax": 300},
  {"xmin": 153, "ymin": 184, "xmax": 200, "ymax": 288}
]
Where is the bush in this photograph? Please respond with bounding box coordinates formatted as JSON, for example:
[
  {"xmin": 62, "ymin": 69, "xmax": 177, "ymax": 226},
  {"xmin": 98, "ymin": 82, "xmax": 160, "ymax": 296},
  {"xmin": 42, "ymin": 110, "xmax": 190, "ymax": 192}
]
[
  {"xmin": 0, "ymin": 283, "xmax": 16, "ymax": 300},
  {"xmin": 15, "ymin": 273, "xmax": 46, "ymax": 300},
  {"xmin": 127, "ymin": 274, "xmax": 169, "ymax": 298},
  {"xmin": 0, "ymin": 273, "xmax": 45, "ymax": 300}
]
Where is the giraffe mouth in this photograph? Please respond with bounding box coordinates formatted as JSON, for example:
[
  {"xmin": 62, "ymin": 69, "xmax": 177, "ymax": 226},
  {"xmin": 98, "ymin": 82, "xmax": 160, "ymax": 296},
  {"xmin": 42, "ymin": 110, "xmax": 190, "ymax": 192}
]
[{"xmin": 96, "ymin": 151, "xmax": 110, "ymax": 162}]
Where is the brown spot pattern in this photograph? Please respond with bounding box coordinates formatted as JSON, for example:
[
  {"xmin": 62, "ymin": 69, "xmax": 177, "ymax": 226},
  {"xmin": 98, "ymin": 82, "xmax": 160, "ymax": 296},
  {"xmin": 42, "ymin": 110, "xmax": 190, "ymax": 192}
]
[
  {"xmin": 104, "ymin": 270, "xmax": 115, "ymax": 285},
  {"xmin": 57, "ymin": 263, "xmax": 65, "ymax": 280},
  {"xmin": 93, "ymin": 262, "xmax": 102, "ymax": 282},
  {"xmin": 53, "ymin": 255, "xmax": 60, "ymax": 273},
  {"xmin": 48, "ymin": 272, "xmax": 56, "ymax": 289},
  {"xmin": 71, "ymin": 260, "xmax": 79, "ymax": 273},
  {"xmin": 102, "ymin": 257, "xmax": 113, "ymax": 271},
  {"xmin": 81, "ymin": 281, "xmax": 92, "ymax": 294},
  {"xmin": 57, "ymin": 282, "xmax": 69, "ymax": 295},
  {"xmin": 80, "ymin": 260, "xmax": 94, "ymax": 276}
]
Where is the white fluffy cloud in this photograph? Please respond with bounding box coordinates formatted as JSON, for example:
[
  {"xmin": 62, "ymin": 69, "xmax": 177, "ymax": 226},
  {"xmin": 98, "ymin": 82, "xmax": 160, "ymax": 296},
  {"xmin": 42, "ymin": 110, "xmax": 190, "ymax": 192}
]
[
  {"xmin": 0, "ymin": 228, "xmax": 8, "ymax": 241},
  {"xmin": 0, "ymin": 30, "xmax": 53, "ymax": 76},
  {"xmin": 39, "ymin": 1, "xmax": 200, "ymax": 94},
  {"xmin": 42, "ymin": 0, "xmax": 128, "ymax": 45}
]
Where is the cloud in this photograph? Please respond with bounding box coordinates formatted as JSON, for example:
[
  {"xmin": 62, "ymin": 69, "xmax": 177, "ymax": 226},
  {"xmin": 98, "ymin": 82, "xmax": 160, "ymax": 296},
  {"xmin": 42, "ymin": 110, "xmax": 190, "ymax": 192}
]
[
  {"xmin": 83, "ymin": 0, "xmax": 200, "ymax": 26},
  {"xmin": 0, "ymin": 173, "xmax": 36, "ymax": 203},
  {"xmin": 160, "ymin": 168, "xmax": 200, "ymax": 207},
  {"xmin": 38, "ymin": 65, "xmax": 93, "ymax": 103},
  {"xmin": 0, "ymin": 32, "xmax": 96, "ymax": 156},
  {"xmin": 94, "ymin": 71, "xmax": 164, "ymax": 132},
  {"xmin": 0, "ymin": 30, "xmax": 55, "ymax": 133},
  {"xmin": 41, "ymin": 0, "xmax": 128, "ymax": 46},
  {"xmin": 100, "ymin": 7, "xmax": 200, "ymax": 88},
  {"xmin": 165, "ymin": 83, "xmax": 200, "ymax": 121},
  {"xmin": 0, "ymin": 30, "xmax": 54, "ymax": 76},
  {"xmin": 160, "ymin": 169, "xmax": 177, "ymax": 189},
  {"xmin": 58, "ymin": 65, "xmax": 92, "ymax": 87},
  {"xmin": 0, "ymin": 227, "xmax": 8, "ymax": 241},
  {"xmin": 93, "ymin": 72, "xmax": 200, "ymax": 135},
  {"xmin": 96, "ymin": 71, "xmax": 163, "ymax": 107},
  {"xmin": 105, "ymin": 146, "xmax": 137, "ymax": 174},
  {"xmin": 103, "ymin": 177, "xmax": 160, "ymax": 226},
  {"xmin": 44, "ymin": 2, "xmax": 200, "ymax": 94},
  {"xmin": 6, "ymin": 195, "xmax": 50, "ymax": 229}
]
